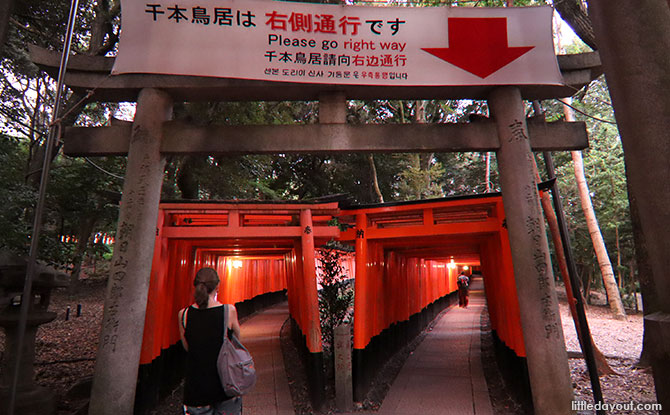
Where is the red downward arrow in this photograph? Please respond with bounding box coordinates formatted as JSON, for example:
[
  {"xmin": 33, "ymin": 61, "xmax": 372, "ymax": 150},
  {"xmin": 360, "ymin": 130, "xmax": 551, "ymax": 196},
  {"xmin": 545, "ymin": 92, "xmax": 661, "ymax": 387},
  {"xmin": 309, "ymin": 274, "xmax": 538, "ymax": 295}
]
[{"xmin": 422, "ymin": 17, "xmax": 534, "ymax": 79}]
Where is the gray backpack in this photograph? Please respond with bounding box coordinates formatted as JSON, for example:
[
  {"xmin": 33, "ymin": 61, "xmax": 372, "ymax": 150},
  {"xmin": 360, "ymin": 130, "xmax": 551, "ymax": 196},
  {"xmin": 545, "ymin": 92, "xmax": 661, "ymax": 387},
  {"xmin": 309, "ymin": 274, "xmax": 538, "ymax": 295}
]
[
  {"xmin": 217, "ymin": 304, "xmax": 257, "ymax": 396},
  {"xmin": 458, "ymin": 275, "xmax": 469, "ymax": 288}
]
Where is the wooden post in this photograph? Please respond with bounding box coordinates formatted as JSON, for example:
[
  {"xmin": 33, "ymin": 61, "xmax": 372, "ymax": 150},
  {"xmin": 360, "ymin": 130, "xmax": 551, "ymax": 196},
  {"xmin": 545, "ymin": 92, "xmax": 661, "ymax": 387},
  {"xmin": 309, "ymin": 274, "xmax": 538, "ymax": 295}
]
[
  {"xmin": 89, "ymin": 88, "xmax": 172, "ymax": 415},
  {"xmin": 352, "ymin": 212, "xmax": 368, "ymax": 401},
  {"xmin": 299, "ymin": 208, "xmax": 322, "ymax": 353},
  {"xmin": 489, "ymin": 87, "xmax": 572, "ymax": 415},
  {"xmin": 299, "ymin": 208, "xmax": 325, "ymax": 409},
  {"xmin": 353, "ymin": 213, "xmax": 368, "ymax": 350}
]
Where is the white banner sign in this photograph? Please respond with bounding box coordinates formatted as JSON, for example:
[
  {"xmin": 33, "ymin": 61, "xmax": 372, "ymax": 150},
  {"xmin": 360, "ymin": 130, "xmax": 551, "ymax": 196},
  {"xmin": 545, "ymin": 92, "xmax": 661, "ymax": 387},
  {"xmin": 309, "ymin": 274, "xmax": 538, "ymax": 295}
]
[{"xmin": 113, "ymin": 0, "xmax": 563, "ymax": 87}]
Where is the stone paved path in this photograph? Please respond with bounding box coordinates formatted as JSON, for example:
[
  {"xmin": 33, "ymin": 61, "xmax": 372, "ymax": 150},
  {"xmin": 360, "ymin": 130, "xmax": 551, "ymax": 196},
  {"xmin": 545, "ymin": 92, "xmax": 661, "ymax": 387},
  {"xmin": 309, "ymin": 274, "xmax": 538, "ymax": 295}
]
[
  {"xmin": 239, "ymin": 303, "xmax": 293, "ymax": 415},
  {"xmin": 375, "ymin": 278, "xmax": 493, "ymax": 415},
  {"xmin": 242, "ymin": 280, "xmax": 492, "ymax": 415}
]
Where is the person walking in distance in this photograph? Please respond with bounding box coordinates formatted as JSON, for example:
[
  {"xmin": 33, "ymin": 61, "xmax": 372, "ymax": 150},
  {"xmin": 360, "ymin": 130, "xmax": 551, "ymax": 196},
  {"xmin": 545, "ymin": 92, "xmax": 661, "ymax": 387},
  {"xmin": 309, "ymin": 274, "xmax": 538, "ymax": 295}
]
[
  {"xmin": 457, "ymin": 271, "xmax": 470, "ymax": 308},
  {"xmin": 178, "ymin": 267, "xmax": 243, "ymax": 415}
]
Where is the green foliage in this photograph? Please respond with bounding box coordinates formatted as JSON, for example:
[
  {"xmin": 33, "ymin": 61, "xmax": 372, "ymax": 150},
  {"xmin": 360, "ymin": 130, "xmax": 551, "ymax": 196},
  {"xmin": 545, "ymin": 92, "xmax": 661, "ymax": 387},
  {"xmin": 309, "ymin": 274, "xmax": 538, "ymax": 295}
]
[
  {"xmin": 317, "ymin": 241, "xmax": 354, "ymax": 352},
  {"xmin": 0, "ymin": 0, "xmax": 129, "ymax": 273},
  {"xmin": 0, "ymin": 137, "xmax": 35, "ymax": 254},
  {"xmin": 159, "ymin": 96, "xmax": 499, "ymax": 204},
  {"xmin": 47, "ymin": 155, "xmax": 123, "ymax": 233},
  {"xmin": 162, "ymin": 101, "xmax": 316, "ymax": 200},
  {"xmin": 538, "ymin": 76, "xmax": 636, "ymax": 300},
  {"xmin": 6, "ymin": 0, "xmax": 117, "ymax": 58},
  {"xmin": 0, "ymin": 0, "xmax": 636, "ymax": 305},
  {"xmin": 0, "ymin": 130, "xmax": 123, "ymax": 267},
  {"xmin": 437, "ymin": 151, "xmax": 499, "ymax": 195},
  {"xmin": 395, "ymin": 154, "xmax": 445, "ymax": 200},
  {"xmin": 1, "ymin": 45, "xmax": 123, "ymax": 268}
]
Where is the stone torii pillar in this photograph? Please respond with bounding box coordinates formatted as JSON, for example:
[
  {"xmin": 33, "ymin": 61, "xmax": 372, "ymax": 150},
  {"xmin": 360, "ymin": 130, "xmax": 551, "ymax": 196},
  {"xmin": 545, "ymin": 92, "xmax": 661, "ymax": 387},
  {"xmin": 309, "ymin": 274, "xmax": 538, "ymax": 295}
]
[
  {"xmin": 489, "ymin": 87, "xmax": 573, "ymax": 415},
  {"xmin": 89, "ymin": 88, "xmax": 173, "ymax": 415}
]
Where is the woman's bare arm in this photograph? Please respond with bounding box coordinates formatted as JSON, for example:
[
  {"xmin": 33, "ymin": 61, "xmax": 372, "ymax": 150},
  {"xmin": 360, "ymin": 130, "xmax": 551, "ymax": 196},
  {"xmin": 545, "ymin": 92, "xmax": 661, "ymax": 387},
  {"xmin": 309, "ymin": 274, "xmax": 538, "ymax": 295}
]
[
  {"xmin": 178, "ymin": 308, "xmax": 189, "ymax": 351},
  {"xmin": 229, "ymin": 305, "xmax": 241, "ymax": 339}
]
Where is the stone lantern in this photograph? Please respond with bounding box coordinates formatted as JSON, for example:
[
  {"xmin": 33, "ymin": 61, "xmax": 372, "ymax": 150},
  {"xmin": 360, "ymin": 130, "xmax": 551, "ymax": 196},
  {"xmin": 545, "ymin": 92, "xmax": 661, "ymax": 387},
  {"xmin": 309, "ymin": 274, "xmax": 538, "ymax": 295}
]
[{"xmin": 0, "ymin": 252, "xmax": 69, "ymax": 415}]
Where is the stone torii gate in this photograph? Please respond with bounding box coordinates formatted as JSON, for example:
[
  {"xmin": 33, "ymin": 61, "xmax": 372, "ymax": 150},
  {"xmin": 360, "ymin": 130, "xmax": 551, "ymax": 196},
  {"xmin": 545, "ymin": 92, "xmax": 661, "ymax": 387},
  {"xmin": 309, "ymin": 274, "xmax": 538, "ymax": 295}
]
[{"xmin": 31, "ymin": 45, "xmax": 600, "ymax": 415}]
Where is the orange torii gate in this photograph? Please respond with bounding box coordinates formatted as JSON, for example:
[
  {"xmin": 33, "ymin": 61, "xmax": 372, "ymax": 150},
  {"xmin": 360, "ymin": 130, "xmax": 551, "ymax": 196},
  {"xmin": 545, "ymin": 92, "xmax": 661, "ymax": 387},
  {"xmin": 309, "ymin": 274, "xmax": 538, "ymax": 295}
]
[
  {"xmin": 136, "ymin": 201, "xmax": 339, "ymax": 409},
  {"xmin": 337, "ymin": 194, "xmax": 524, "ymax": 400},
  {"xmin": 135, "ymin": 194, "xmax": 527, "ymax": 409}
]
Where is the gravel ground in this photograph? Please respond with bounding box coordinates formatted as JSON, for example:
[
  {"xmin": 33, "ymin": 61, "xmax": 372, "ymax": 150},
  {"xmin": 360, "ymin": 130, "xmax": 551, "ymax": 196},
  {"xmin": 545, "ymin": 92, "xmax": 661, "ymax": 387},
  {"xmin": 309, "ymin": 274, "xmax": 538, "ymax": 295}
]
[
  {"xmin": 559, "ymin": 300, "xmax": 643, "ymax": 359},
  {"xmin": 558, "ymin": 300, "xmax": 660, "ymax": 414}
]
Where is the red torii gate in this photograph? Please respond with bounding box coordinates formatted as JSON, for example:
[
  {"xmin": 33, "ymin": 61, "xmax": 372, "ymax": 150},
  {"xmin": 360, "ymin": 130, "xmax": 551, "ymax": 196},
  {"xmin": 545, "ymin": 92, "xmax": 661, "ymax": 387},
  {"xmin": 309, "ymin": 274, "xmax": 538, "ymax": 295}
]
[
  {"xmin": 136, "ymin": 194, "xmax": 526, "ymax": 409},
  {"xmin": 138, "ymin": 201, "xmax": 339, "ymax": 408},
  {"xmin": 337, "ymin": 194, "xmax": 523, "ymax": 400}
]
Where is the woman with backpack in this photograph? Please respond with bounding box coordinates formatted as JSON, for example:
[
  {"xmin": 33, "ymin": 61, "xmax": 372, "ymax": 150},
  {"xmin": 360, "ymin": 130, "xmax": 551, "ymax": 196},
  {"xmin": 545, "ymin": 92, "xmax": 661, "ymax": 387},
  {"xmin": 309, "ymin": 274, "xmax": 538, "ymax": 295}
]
[
  {"xmin": 457, "ymin": 271, "xmax": 470, "ymax": 308},
  {"xmin": 178, "ymin": 267, "xmax": 243, "ymax": 415}
]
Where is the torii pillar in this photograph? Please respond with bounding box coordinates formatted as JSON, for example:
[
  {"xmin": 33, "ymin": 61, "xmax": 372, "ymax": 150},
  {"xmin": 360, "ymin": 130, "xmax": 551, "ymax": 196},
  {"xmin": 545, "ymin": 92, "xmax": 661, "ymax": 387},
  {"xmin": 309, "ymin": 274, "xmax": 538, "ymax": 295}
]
[
  {"xmin": 89, "ymin": 88, "xmax": 172, "ymax": 415},
  {"xmin": 299, "ymin": 208, "xmax": 325, "ymax": 408},
  {"xmin": 352, "ymin": 212, "xmax": 368, "ymax": 402},
  {"xmin": 489, "ymin": 87, "xmax": 573, "ymax": 414}
]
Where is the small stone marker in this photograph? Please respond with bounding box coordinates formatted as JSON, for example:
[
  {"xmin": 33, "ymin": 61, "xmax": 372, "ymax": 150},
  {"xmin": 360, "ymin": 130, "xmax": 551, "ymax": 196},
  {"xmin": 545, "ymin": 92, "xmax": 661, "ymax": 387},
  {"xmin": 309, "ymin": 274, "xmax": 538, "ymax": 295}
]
[{"xmin": 334, "ymin": 323, "xmax": 353, "ymax": 411}]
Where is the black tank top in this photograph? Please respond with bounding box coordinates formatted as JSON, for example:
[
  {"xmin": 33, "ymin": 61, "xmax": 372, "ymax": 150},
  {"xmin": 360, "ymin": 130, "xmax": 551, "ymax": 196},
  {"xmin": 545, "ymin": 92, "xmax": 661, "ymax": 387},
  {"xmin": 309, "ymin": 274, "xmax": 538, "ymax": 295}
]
[{"xmin": 183, "ymin": 305, "xmax": 232, "ymax": 406}]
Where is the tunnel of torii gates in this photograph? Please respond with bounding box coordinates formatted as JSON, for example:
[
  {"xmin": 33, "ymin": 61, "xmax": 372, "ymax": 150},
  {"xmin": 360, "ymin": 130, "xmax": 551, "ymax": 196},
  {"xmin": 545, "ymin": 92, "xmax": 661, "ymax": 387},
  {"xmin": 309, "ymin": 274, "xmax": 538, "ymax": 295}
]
[
  {"xmin": 136, "ymin": 196, "xmax": 523, "ymax": 411},
  {"xmin": 30, "ymin": 44, "xmax": 602, "ymax": 415}
]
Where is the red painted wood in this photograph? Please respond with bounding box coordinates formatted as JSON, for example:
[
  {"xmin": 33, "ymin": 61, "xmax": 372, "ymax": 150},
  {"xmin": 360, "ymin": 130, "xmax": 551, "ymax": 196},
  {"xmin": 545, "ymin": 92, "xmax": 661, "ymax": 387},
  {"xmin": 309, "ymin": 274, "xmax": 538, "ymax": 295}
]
[{"xmin": 140, "ymin": 197, "xmax": 527, "ymax": 365}]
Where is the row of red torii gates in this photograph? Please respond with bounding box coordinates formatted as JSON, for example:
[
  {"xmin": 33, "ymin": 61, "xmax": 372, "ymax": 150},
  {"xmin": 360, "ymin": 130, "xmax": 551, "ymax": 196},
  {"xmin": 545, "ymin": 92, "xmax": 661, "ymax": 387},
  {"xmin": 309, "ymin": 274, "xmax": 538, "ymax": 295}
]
[
  {"xmin": 137, "ymin": 195, "xmax": 524, "ymax": 410},
  {"xmin": 29, "ymin": 45, "xmax": 603, "ymax": 415}
]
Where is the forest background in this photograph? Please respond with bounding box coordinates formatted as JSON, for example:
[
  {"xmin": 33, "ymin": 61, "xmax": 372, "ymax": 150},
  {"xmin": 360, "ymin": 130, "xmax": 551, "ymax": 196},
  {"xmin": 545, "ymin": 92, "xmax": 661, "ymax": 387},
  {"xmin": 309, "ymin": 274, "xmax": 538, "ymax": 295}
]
[{"xmin": 0, "ymin": 0, "xmax": 637, "ymax": 315}]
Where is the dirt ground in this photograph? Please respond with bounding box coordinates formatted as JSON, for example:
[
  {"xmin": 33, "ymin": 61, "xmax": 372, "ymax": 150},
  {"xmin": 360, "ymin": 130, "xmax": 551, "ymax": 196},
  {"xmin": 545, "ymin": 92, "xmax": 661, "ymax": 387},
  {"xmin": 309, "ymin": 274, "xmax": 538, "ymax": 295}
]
[
  {"xmin": 0, "ymin": 281, "xmax": 661, "ymax": 414},
  {"xmin": 0, "ymin": 280, "xmax": 106, "ymax": 414},
  {"xmin": 559, "ymin": 300, "xmax": 659, "ymax": 415}
]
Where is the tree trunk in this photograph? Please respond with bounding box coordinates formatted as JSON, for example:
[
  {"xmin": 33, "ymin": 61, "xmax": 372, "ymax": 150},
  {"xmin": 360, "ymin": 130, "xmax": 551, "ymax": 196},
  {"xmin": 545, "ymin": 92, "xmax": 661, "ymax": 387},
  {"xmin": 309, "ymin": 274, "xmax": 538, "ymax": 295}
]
[
  {"xmin": 615, "ymin": 225, "xmax": 622, "ymax": 291},
  {"xmin": 176, "ymin": 155, "xmax": 200, "ymax": 199},
  {"xmin": 629, "ymin": 259, "xmax": 638, "ymax": 312},
  {"xmin": 88, "ymin": 0, "xmax": 109, "ymax": 55},
  {"xmin": 588, "ymin": 5, "xmax": 670, "ymax": 405},
  {"xmin": 69, "ymin": 216, "xmax": 97, "ymax": 294},
  {"xmin": 571, "ymin": 148, "xmax": 626, "ymax": 319},
  {"xmin": 87, "ymin": 0, "xmax": 120, "ymax": 56},
  {"xmin": 563, "ymin": 100, "xmax": 626, "ymax": 320},
  {"xmin": 0, "ymin": 0, "xmax": 13, "ymax": 53},
  {"xmin": 585, "ymin": 267, "xmax": 592, "ymax": 304},
  {"xmin": 628, "ymin": 188, "xmax": 656, "ymax": 368},
  {"xmin": 367, "ymin": 154, "xmax": 384, "ymax": 203},
  {"xmin": 553, "ymin": 0, "xmax": 597, "ymax": 50},
  {"xmin": 26, "ymin": 90, "xmax": 84, "ymax": 188},
  {"xmin": 24, "ymin": 79, "xmax": 43, "ymax": 186},
  {"xmin": 413, "ymin": 100, "xmax": 426, "ymax": 124},
  {"xmin": 413, "ymin": 100, "xmax": 432, "ymax": 199}
]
